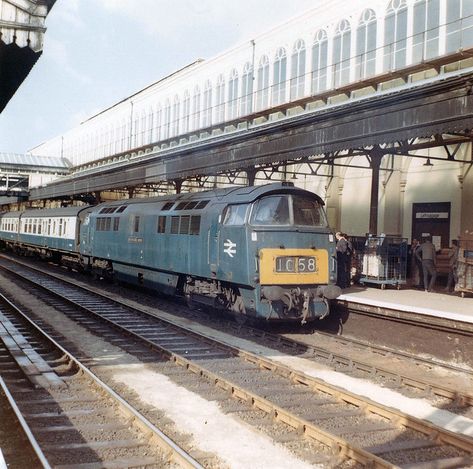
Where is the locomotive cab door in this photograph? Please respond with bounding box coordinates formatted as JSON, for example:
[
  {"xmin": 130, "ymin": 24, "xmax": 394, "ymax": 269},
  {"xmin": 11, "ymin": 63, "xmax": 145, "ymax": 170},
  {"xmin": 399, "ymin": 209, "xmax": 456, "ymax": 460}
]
[
  {"xmin": 217, "ymin": 204, "xmax": 250, "ymax": 284},
  {"xmin": 208, "ymin": 215, "xmax": 219, "ymax": 277}
]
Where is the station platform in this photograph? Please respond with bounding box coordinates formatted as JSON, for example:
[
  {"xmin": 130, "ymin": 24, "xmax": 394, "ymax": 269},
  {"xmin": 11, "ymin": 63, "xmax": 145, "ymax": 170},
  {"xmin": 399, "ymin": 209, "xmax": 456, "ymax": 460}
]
[{"xmin": 338, "ymin": 285, "xmax": 473, "ymax": 325}]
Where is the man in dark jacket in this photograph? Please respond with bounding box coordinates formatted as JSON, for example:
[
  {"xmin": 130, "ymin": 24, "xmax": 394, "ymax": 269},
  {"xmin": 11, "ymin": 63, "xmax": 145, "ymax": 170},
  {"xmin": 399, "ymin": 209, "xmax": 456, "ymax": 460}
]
[
  {"xmin": 415, "ymin": 236, "xmax": 437, "ymax": 292},
  {"xmin": 336, "ymin": 232, "xmax": 350, "ymax": 288}
]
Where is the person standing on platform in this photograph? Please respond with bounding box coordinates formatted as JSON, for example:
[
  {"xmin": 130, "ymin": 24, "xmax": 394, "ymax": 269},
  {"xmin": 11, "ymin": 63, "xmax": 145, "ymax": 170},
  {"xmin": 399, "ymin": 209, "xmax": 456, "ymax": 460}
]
[
  {"xmin": 415, "ymin": 236, "xmax": 437, "ymax": 292},
  {"xmin": 410, "ymin": 238, "xmax": 423, "ymax": 289},
  {"xmin": 336, "ymin": 232, "xmax": 350, "ymax": 288},
  {"xmin": 445, "ymin": 239, "xmax": 459, "ymax": 293},
  {"xmin": 343, "ymin": 233, "xmax": 354, "ymax": 287}
]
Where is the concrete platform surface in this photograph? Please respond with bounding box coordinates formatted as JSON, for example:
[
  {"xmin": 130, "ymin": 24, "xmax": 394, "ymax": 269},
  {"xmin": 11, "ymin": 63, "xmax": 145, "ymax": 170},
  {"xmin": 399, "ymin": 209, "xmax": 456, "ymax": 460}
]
[{"xmin": 339, "ymin": 286, "xmax": 473, "ymax": 324}]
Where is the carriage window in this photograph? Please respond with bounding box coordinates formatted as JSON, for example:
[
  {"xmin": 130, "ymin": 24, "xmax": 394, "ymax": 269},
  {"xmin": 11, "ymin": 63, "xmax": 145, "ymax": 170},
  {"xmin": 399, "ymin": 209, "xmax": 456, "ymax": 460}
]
[
  {"xmin": 251, "ymin": 196, "xmax": 290, "ymax": 225},
  {"xmin": 113, "ymin": 218, "xmax": 120, "ymax": 231},
  {"xmin": 293, "ymin": 196, "xmax": 325, "ymax": 226},
  {"xmin": 223, "ymin": 204, "xmax": 249, "ymax": 225},
  {"xmin": 157, "ymin": 216, "xmax": 166, "ymax": 233}
]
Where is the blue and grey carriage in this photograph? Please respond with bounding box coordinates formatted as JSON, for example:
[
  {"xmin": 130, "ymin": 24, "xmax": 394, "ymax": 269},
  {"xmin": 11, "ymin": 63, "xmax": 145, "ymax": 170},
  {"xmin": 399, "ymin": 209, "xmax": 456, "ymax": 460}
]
[{"xmin": 0, "ymin": 207, "xmax": 89, "ymax": 260}]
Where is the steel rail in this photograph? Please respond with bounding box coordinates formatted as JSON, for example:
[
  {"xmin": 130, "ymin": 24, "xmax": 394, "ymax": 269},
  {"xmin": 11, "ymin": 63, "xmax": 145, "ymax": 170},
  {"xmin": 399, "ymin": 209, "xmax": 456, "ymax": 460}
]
[
  {"xmin": 235, "ymin": 325, "xmax": 473, "ymax": 406},
  {"xmin": 0, "ymin": 376, "xmax": 51, "ymax": 469},
  {"xmin": 1, "ymin": 258, "xmax": 473, "ymax": 467},
  {"xmin": 4, "ymin": 254, "xmax": 473, "ymax": 407},
  {"xmin": 0, "ymin": 291, "xmax": 204, "ymax": 469}
]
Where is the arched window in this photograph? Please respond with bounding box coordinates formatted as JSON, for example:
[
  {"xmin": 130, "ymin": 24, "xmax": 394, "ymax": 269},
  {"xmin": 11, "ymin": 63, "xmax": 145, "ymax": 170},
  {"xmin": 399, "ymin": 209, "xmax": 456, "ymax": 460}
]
[
  {"xmin": 240, "ymin": 62, "xmax": 253, "ymax": 115},
  {"xmin": 146, "ymin": 107, "xmax": 154, "ymax": 144},
  {"xmin": 333, "ymin": 19, "xmax": 352, "ymax": 87},
  {"xmin": 383, "ymin": 0, "xmax": 408, "ymax": 71},
  {"xmin": 356, "ymin": 9, "xmax": 377, "ymax": 80},
  {"xmin": 163, "ymin": 99, "xmax": 171, "ymax": 139},
  {"xmin": 311, "ymin": 30, "xmax": 328, "ymax": 94},
  {"xmin": 290, "ymin": 39, "xmax": 306, "ymax": 100},
  {"xmin": 153, "ymin": 105, "xmax": 162, "ymax": 142},
  {"xmin": 413, "ymin": 0, "xmax": 440, "ymax": 62},
  {"xmin": 93, "ymin": 130, "xmax": 99, "ymax": 158},
  {"xmin": 228, "ymin": 68, "xmax": 239, "ymax": 120},
  {"xmin": 192, "ymin": 86, "xmax": 201, "ymax": 131},
  {"xmin": 182, "ymin": 91, "xmax": 190, "ymax": 134},
  {"xmin": 139, "ymin": 110, "xmax": 147, "ymax": 146},
  {"xmin": 120, "ymin": 118, "xmax": 127, "ymax": 152},
  {"xmin": 256, "ymin": 55, "xmax": 269, "ymax": 110},
  {"xmin": 272, "ymin": 47, "xmax": 287, "ymax": 105},
  {"xmin": 133, "ymin": 114, "xmax": 140, "ymax": 148},
  {"xmin": 203, "ymin": 80, "xmax": 212, "ymax": 127},
  {"xmin": 446, "ymin": 0, "xmax": 473, "ymax": 53},
  {"xmin": 171, "ymin": 95, "xmax": 180, "ymax": 137},
  {"xmin": 216, "ymin": 74, "xmax": 225, "ymax": 123}
]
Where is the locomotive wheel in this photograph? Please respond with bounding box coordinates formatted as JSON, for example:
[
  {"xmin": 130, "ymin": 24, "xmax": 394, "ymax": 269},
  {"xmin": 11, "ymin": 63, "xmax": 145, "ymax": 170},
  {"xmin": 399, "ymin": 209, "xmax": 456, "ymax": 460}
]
[
  {"xmin": 183, "ymin": 280, "xmax": 198, "ymax": 311},
  {"xmin": 233, "ymin": 295, "xmax": 247, "ymax": 324}
]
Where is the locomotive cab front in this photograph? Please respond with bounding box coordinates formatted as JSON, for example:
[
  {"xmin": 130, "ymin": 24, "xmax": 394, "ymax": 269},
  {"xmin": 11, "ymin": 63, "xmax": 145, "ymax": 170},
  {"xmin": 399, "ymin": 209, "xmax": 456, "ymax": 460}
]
[{"xmin": 217, "ymin": 187, "xmax": 341, "ymax": 323}]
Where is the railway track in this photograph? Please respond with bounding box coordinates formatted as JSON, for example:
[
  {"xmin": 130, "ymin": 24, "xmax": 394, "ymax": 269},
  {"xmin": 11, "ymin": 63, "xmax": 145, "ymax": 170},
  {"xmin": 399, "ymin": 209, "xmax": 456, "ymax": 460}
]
[
  {"xmin": 0, "ymin": 256, "xmax": 472, "ymax": 468},
  {"xmin": 0, "ymin": 375, "xmax": 46, "ymax": 468},
  {"xmin": 331, "ymin": 296, "xmax": 473, "ymax": 368},
  {"xmin": 0, "ymin": 290, "xmax": 203, "ymax": 468}
]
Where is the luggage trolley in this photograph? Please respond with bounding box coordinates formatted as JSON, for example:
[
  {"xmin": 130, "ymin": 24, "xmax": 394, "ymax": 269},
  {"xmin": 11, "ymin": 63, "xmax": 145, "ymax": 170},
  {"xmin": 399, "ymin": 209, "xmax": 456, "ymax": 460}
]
[
  {"xmin": 456, "ymin": 234, "xmax": 473, "ymax": 297},
  {"xmin": 359, "ymin": 235, "xmax": 408, "ymax": 289}
]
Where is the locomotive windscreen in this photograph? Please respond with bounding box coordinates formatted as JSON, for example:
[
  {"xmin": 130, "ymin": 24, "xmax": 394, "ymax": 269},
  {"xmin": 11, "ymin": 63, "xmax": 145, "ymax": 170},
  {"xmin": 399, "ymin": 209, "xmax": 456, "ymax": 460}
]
[{"xmin": 251, "ymin": 195, "xmax": 327, "ymax": 227}]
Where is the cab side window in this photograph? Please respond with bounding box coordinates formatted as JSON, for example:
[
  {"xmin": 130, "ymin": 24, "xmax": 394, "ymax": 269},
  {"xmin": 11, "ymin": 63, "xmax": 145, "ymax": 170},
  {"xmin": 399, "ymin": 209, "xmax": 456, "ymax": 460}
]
[{"xmin": 222, "ymin": 204, "xmax": 249, "ymax": 225}]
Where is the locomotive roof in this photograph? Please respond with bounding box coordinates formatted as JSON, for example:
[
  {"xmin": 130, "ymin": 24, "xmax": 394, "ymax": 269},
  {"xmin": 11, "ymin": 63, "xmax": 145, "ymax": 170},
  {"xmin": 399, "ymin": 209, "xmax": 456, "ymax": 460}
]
[{"xmin": 93, "ymin": 183, "xmax": 324, "ymax": 210}]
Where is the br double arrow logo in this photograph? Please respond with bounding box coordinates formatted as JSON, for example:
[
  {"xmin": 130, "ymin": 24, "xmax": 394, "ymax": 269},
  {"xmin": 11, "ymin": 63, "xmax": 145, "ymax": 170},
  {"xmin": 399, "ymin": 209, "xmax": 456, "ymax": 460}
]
[{"xmin": 223, "ymin": 239, "xmax": 237, "ymax": 257}]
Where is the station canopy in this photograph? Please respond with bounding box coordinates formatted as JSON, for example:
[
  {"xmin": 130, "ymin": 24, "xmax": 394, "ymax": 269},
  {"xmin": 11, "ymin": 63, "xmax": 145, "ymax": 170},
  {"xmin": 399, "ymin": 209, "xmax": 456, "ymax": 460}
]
[{"xmin": 0, "ymin": 0, "xmax": 56, "ymax": 112}]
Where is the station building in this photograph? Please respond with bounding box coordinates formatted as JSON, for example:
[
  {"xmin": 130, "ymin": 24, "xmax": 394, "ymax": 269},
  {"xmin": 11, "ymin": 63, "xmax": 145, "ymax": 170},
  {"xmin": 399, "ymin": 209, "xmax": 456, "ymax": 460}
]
[
  {"xmin": 27, "ymin": 0, "xmax": 473, "ymax": 248},
  {"xmin": 0, "ymin": 0, "xmax": 59, "ymax": 204}
]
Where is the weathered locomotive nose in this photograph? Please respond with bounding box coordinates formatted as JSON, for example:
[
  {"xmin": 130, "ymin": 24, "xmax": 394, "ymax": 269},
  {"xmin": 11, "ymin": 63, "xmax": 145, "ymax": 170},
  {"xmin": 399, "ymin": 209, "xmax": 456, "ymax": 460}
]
[{"xmin": 317, "ymin": 284, "xmax": 342, "ymax": 300}]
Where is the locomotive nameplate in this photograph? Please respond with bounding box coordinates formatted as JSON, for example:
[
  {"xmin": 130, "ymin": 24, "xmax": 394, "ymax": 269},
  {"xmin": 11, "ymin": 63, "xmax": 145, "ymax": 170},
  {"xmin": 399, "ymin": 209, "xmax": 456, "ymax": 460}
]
[{"xmin": 259, "ymin": 248, "xmax": 329, "ymax": 285}]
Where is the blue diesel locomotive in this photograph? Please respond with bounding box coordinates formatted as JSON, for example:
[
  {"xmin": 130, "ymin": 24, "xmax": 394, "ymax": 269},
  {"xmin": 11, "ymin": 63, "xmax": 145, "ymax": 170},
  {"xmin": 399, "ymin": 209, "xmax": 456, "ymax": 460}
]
[{"xmin": 0, "ymin": 183, "xmax": 341, "ymax": 323}]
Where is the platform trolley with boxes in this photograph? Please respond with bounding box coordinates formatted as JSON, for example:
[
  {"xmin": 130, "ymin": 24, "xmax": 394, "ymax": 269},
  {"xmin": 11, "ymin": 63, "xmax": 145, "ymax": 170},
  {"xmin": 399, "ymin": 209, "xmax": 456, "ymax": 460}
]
[
  {"xmin": 456, "ymin": 234, "xmax": 473, "ymax": 297},
  {"xmin": 359, "ymin": 235, "xmax": 408, "ymax": 289}
]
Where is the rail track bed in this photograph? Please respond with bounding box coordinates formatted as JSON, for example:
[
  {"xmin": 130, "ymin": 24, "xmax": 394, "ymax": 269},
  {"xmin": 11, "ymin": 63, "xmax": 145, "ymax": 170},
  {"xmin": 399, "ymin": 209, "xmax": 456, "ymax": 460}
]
[
  {"xmin": 0, "ymin": 286, "xmax": 202, "ymax": 468},
  {"xmin": 330, "ymin": 295, "xmax": 473, "ymax": 367},
  {"xmin": 0, "ymin": 256, "xmax": 472, "ymax": 468}
]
